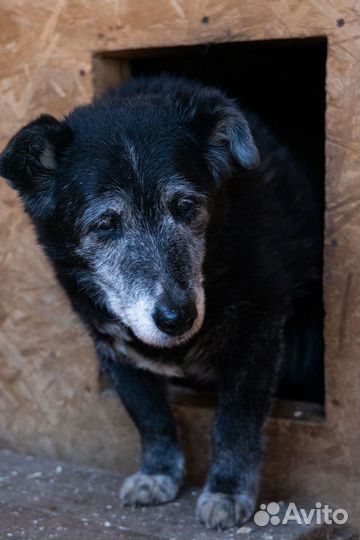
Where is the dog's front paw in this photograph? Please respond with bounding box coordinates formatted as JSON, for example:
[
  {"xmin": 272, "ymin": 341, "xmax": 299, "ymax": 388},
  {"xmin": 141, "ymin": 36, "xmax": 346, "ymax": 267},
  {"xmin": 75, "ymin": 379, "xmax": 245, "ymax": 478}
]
[
  {"xmin": 119, "ymin": 472, "xmax": 180, "ymax": 507},
  {"xmin": 196, "ymin": 491, "xmax": 255, "ymax": 530}
]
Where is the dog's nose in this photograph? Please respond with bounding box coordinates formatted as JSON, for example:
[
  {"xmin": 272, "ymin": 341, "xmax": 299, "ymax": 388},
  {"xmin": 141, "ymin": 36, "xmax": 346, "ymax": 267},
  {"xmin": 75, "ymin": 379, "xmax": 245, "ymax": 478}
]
[{"xmin": 153, "ymin": 300, "xmax": 197, "ymax": 336}]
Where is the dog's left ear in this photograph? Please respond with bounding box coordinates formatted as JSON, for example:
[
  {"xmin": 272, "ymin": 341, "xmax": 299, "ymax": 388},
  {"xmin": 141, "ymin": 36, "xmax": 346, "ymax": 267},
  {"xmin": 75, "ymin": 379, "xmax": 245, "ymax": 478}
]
[
  {"xmin": 187, "ymin": 94, "xmax": 260, "ymax": 181},
  {"xmin": 0, "ymin": 114, "xmax": 72, "ymax": 194}
]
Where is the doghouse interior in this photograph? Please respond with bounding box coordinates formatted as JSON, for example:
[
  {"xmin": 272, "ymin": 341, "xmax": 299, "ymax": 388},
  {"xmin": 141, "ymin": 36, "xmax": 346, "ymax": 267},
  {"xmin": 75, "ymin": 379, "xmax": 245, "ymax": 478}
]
[{"xmin": 94, "ymin": 37, "xmax": 327, "ymax": 405}]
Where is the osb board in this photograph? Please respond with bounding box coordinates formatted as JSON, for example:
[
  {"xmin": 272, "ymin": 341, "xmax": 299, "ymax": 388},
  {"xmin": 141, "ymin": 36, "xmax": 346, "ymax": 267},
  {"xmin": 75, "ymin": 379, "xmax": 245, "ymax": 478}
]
[{"xmin": 0, "ymin": 0, "xmax": 359, "ymax": 526}]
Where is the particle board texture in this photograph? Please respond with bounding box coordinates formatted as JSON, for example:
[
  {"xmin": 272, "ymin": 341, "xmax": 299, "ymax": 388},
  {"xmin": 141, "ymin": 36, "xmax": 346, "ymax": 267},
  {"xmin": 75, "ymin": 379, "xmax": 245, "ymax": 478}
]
[{"xmin": 0, "ymin": 0, "xmax": 359, "ymax": 534}]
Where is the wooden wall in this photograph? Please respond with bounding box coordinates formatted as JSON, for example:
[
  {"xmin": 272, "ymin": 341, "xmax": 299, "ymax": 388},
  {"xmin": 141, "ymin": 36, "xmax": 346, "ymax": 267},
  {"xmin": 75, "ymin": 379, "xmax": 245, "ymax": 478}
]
[{"xmin": 0, "ymin": 0, "xmax": 359, "ymax": 526}]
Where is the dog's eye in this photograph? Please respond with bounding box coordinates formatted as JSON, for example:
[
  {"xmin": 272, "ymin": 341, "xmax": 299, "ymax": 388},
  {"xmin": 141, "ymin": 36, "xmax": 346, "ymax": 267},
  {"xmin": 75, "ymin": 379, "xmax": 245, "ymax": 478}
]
[
  {"xmin": 95, "ymin": 213, "xmax": 122, "ymax": 234},
  {"xmin": 173, "ymin": 197, "xmax": 198, "ymax": 218}
]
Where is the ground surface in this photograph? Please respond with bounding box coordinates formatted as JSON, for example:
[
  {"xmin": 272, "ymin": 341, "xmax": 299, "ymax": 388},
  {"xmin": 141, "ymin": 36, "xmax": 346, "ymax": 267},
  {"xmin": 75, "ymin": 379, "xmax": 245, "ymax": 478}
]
[{"xmin": 0, "ymin": 450, "xmax": 357, "ymax": 540}]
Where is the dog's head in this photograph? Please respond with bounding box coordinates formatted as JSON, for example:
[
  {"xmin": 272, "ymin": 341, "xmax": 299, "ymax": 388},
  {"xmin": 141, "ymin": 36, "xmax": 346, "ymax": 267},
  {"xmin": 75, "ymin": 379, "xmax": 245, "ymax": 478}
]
[{"xmin": 0, "ymin": 80, "xmax": 259, "ymax": 348}]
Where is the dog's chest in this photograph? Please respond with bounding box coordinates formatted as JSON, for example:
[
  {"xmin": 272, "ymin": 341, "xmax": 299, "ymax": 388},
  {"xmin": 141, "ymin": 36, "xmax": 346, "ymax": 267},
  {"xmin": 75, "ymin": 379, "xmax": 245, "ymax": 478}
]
[
  {"xmin": 97, "ymin": 321, "xmax": 184, "ymax": 377},
  {"xmin": 119, "ymin": 340, "xmax": 185, "ymax": 378},
  {"xmin": 97, "ymin": 321, "xmax": 216, "ymax": 382}
]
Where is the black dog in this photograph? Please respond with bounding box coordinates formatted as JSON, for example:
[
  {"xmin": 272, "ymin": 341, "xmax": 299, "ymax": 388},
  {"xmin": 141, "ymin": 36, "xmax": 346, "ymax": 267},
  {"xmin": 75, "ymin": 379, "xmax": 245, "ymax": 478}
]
[{"xmin": 0, "ymin": 76, "xmax": 322, "ymax": 529}]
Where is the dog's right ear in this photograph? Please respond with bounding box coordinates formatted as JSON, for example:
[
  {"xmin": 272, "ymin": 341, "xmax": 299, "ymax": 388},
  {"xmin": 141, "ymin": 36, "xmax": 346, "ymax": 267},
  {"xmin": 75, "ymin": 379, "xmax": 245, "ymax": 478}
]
[
  {"xmin": 181, "ymin": 89, "xmax": 259, "ymax": 183},
  {"xmin": 0, "ymin": 114, "xmax": 72, "ymax": 194}
]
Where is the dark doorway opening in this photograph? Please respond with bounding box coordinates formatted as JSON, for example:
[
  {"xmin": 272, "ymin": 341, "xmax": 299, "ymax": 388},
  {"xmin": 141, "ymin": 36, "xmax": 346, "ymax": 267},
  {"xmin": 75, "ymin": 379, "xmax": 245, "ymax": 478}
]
[{"xmin": 95, "ymin": 37, "xmax": 327, "ymax": 406}]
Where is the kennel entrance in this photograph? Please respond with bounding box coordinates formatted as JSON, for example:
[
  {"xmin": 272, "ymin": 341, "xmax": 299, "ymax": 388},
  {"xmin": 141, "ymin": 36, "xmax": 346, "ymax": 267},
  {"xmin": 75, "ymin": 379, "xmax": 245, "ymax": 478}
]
[
  {"xmin": 91, "ymin": 34, "xmax": 358, "ymax": 504},
  {"xmin": 94, "ymin": 37, "xmax": 327, "ymax": 412}
]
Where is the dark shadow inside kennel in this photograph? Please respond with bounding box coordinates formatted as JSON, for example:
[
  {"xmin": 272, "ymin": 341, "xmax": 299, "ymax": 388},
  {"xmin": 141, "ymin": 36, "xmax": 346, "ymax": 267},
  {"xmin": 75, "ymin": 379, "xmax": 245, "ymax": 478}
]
[{"xmin": 94, "ymin": 37, "xmax": 327, "ymax": 406}]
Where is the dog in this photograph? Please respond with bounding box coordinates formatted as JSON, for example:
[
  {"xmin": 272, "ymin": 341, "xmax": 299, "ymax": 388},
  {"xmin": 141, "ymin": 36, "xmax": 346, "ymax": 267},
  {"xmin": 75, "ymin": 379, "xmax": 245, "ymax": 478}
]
[{"xmin": 0, "ymin": 76, "xmax": 322, "ymax": 529}]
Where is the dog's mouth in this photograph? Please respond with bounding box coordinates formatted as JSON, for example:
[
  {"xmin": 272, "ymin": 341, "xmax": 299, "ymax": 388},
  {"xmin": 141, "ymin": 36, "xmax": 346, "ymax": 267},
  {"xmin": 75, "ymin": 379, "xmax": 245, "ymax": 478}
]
[{"xmin": 124, "ymin": 321, "xmax": 201, "ymax": 349}]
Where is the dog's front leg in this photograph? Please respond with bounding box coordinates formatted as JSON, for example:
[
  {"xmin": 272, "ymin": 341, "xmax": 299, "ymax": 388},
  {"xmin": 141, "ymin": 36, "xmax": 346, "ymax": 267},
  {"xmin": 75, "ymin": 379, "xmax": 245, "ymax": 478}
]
[
  {"xmin": 197, "ymin": 317, "xmax": 283, "ymax": 529},
  {"xmin": 98, "ymin": 342, "xmax": 184, "ymax": 507}
]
